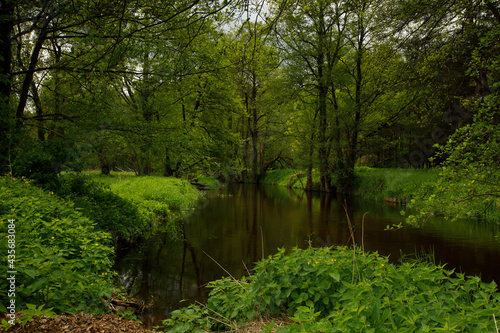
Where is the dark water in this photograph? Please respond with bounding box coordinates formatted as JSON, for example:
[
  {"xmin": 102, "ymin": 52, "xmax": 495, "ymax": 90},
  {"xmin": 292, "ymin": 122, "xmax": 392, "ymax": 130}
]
[{"xmin": 113, "ymin": 183, "xmax": 500, "ymax": 328}]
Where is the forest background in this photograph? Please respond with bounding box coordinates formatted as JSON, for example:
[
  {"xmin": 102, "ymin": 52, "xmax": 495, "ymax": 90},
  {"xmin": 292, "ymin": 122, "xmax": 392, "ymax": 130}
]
[{"xmin": 1, "ymin": 0, "xmax": 499, "ymax": 222}]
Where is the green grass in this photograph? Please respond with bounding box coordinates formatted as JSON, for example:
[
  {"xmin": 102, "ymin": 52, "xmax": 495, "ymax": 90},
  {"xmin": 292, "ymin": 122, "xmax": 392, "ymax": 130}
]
[
  {"xmin": 196, "ymin": 176, "xmax": 221, "ymax": 189},
  {"xmin": 354, "ymin": 167, "xmax": 439, "ymax": 203},
  {"xmin": 85, "ymin": 173, "xmax": 202, "ymax": 237},
  {"xmin": 57, "ymin": 173, "xmax": 145, "ymax": 242},
  {"xmin": 105, "ymin": 176, "xmax": 201, "ymax": 212},
  {"xmin": 263, "ymin": 169, "xmax": 320, "ymax": 189},
  {"xmin": 80, "ymin": 171, "xmax": 136, "ymax": 187},
  {"xmin": 262, "ymin": 167, "xmax": 439, "ymax": 204}
]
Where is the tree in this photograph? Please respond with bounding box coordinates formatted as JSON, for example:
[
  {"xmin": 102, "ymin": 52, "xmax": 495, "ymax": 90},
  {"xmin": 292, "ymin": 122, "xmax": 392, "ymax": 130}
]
[
  {"xmin": 270, "ymin": 0, "xmax": 347, "ymax": 191},
  {"xmin": 270, "ymin": 0, "xmax": 417, "ymax": 193},
  {"xmin": 395, "ymin": 0, "xmax": 500, "ymax": 224},
  {"xmin": 229, "ymin": 22, "xmax": 288, "ymax": 182},
  {"xmin": 406, "ymin": 25, "xmax": 500, "ymax": 225},
  {"xmin": 0, "ymin": 0, "xmax": 238, "ymax": 175}
]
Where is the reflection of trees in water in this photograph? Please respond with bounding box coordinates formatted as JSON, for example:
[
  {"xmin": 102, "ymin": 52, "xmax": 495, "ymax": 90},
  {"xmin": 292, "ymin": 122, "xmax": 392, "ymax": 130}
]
[
  {"xmin": 114, "ymin": 183, "xmax": 500, "ymax": 327},
  {"xmin": 180, "ymin": 234, "xmax": 203, "ymax": 297},
  {"xmin": 114, "ymin": 232, "xmax": 205, "ymax": 310}
]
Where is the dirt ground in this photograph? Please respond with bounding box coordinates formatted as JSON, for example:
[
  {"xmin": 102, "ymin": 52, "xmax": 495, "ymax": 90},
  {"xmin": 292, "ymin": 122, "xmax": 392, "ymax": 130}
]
[
  {"xmin": 0, "ymin": 313, "xmax": 159, "ymax": 333},
  {"xmin": 0, "ymin": 313, "xmax": 291, "ymax": 332}
]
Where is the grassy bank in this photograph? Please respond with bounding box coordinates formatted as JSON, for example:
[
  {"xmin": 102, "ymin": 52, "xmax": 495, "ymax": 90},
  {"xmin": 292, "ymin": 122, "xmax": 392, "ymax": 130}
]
[
  {"xmin": 0, "ymin": 173, "xmax": 203, "ymax": 329},
  {"xmin": 262, "ymin": 167, "xmax": 439, "ymax": 204},
  {"xmin": 263, "ymin": 169, "xmax": 320, "ymax": 190},
  {"xmin": 94, "ymin": 173, "xmax": 201, "ymax": 223},
  {"xmin": 57, "ymin": 172, "xmax": 202, "ymax": 241},
  {"xmin": 196, "ymin": 176, "xmax": 221, "ymax": 189},
  {"xmin": 353, "ymin": 167, "xmax": 439, "ymax": 203},
  {"xmin": 160, "ymin": 246, "xmax": 500, "ymax": 332}
]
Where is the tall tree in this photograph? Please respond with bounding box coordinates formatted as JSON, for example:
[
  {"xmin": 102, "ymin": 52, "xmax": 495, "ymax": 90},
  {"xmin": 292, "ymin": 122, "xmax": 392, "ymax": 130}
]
[
  {"xmin": 270, "ymin": 0, "xmax": 415, "ymax": 193},
  {"xmin": 231, "ymin": 22, "xmax": 286, "ymax": 182}
]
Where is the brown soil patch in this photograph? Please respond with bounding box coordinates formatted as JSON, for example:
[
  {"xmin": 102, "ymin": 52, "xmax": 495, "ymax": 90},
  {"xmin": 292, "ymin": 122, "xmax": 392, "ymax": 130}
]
[
  {"xmin": 0, "ymin": 313, "xmax": 159, "ymax": 333},
  {"xmin": 1, "ymin": 314, "xmax": 292, "ymax": 332}
]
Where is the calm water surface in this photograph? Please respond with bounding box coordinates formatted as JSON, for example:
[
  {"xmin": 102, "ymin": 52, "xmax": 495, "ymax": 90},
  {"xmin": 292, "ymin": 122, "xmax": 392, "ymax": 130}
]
[{"xmin": 113, "ymin": 184, "xmax": 500, "ymax": 328}]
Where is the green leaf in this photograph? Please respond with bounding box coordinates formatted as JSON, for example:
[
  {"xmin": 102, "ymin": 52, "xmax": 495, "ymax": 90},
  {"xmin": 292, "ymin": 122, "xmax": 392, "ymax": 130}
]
[
  {"xmin": 27, "ymin": 278, "xmax": 48, "ymax": 293},
  {"xmin": 329, "ymin": 271, "xmax": 340, "ymax": 282}
]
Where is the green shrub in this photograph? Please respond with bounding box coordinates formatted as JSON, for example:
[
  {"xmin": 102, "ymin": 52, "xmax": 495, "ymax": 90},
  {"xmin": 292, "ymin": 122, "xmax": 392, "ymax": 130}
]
[
  {"xmin": 12, "ymin": 140, "xmax": 69, "ymax": 191},
  {"xmin": 0, "ymin": 176, "xmax": 115, "ymax": 314},
  {"xmin": 248, "ymin": 247, "xmax": 387, "ymax": 317},
  {"xmin": 160, "ymin": 246, "xmax": 500, "ymax": 332},
  {"xmin": 57, "ymin": 174, "xmax": 146, "ymax": 242}
]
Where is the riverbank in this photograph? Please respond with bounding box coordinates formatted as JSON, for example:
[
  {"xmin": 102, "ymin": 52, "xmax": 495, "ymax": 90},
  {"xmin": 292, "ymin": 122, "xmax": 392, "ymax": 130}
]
[
  {"xmin": 85, "ymin": 172, "xmax": 202, "ymax": 239},
  {"xmin": 0, "ymin": 173, "xmax": 202, "ymax": 331},
  {"xmin": 262, "ymin": 167, "xmax": 439, "ymax": 204},
  {"xmin": 353, "ymin": 167, "xmax": 438, "ymax": 204},
  {"xmin": 161, "ymin": 246, "xmax": 500, "ymax": 332}
]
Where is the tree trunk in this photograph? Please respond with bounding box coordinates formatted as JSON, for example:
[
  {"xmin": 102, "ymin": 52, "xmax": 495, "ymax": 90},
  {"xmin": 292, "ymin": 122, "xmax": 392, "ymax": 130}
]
[
  {"xmin": 31, "ymin": 82, "xmax": 45, "ymax": 140},
  {"xmin": 316, "ymin": 4, "xmax": 332, "ymax": 192},
  {"xmin": 0, "ymin": 0, "xmax": 14, "ymax": 107},
  {"xmin": 250, "ymin": 73, "xmax": 259, "ymax": 183},
  {"xmin": 16, "ymin": 14, "xmax": 52, "ymax": 119}
]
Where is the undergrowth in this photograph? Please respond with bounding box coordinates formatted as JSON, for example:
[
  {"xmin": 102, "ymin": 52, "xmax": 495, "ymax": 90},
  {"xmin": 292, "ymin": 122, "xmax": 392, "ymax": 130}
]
[
  {"xmin": 56, "ymin": 174, "xmax": 145, "ymax": 242},
  {"xmin": 353, "ymin": 167, "xmax": 439, "ymax": 203},
  {"xmin": 0, "ymin": 176, "xmax": 115, "ymax": 315},
  {"xmin": 159, "ymin": 246, "xmax": 500, "ymax": 332},
  {"xmin": 88, "ymin": 174, "xmax": 202, "ymax": 238},
  {"xmin": 262, "ymin": 169, "xmax": 320, "ymax": 190}
]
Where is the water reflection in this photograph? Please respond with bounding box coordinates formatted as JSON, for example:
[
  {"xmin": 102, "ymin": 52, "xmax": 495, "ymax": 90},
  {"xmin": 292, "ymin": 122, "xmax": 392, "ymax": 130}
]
[{"xmin": 113, "ymin": 183, "xmax": 500, "ymax": 328}]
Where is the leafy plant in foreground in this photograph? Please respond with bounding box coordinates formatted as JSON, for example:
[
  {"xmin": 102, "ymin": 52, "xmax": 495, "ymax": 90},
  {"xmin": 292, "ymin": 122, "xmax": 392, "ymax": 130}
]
[
  {"xmin": 0, "ymin": 177, "xmax": 115, "ymax": 314},
  {"xmin": 160, "ymin": 246, "xmax": 500, "ymax": 332}
]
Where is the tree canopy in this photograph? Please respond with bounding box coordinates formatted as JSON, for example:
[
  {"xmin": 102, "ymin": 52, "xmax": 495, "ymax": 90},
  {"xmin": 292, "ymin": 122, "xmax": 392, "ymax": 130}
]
[{"xmin": 1, "ymin": 0, "xmax": 499, "ymax": 219}]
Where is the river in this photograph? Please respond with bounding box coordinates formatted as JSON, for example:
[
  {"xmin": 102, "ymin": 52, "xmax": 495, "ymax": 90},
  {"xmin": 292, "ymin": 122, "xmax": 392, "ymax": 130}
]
[{"xmin": 113, "ymin": 183, "xmax": 500, "ymax": 328}]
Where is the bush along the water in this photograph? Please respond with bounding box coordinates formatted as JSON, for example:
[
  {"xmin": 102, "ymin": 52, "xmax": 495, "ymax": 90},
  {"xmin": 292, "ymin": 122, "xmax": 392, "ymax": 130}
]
[
  {"xmin": 101, "ymin": 175, "xmax": 202, "ymax": 237},
  {"xmin": 56, "ymin": 174, "xmax": 146, "ymax": 242},
  {"xmin": 159, "ymin": 246, "xmax": 500, "ymax": 332},
  {"xmin": 0, "ymin": 176, "xmax": 115, "ymax": 315}
]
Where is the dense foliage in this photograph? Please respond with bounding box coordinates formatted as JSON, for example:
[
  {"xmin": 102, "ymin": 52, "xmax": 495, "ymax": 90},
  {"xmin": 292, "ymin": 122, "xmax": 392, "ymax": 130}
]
[
  {"xmin": 101, "ymin": 175, "xmax": 202, "ymax": 234},
  {"xmin": 160, "ymin": 246, "xmax": 500, "ymax": 332},
  {"xmin": 56, "ymin": 174, "xmax": 146, "ymax": 242},
  {"xmin": 405, "ymin": 27, "xmax": 500, "ymax": 225},
  {"xmin": 2, "ymin": 0, "xmax": 498, "ymax": 196},
  {"xmin": 0, "ymin": 176, "xmax": 115, "ymax": 314}
]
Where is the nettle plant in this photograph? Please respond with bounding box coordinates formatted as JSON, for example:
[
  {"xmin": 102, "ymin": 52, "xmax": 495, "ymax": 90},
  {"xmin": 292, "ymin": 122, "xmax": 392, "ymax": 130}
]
[
  {"xmin": 0, "ymin": 176, "xmax": 115, "ymax": 314},
  {"xmin": 161, "ymin": 246, "xmax": 500, "ymax": 332}
]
